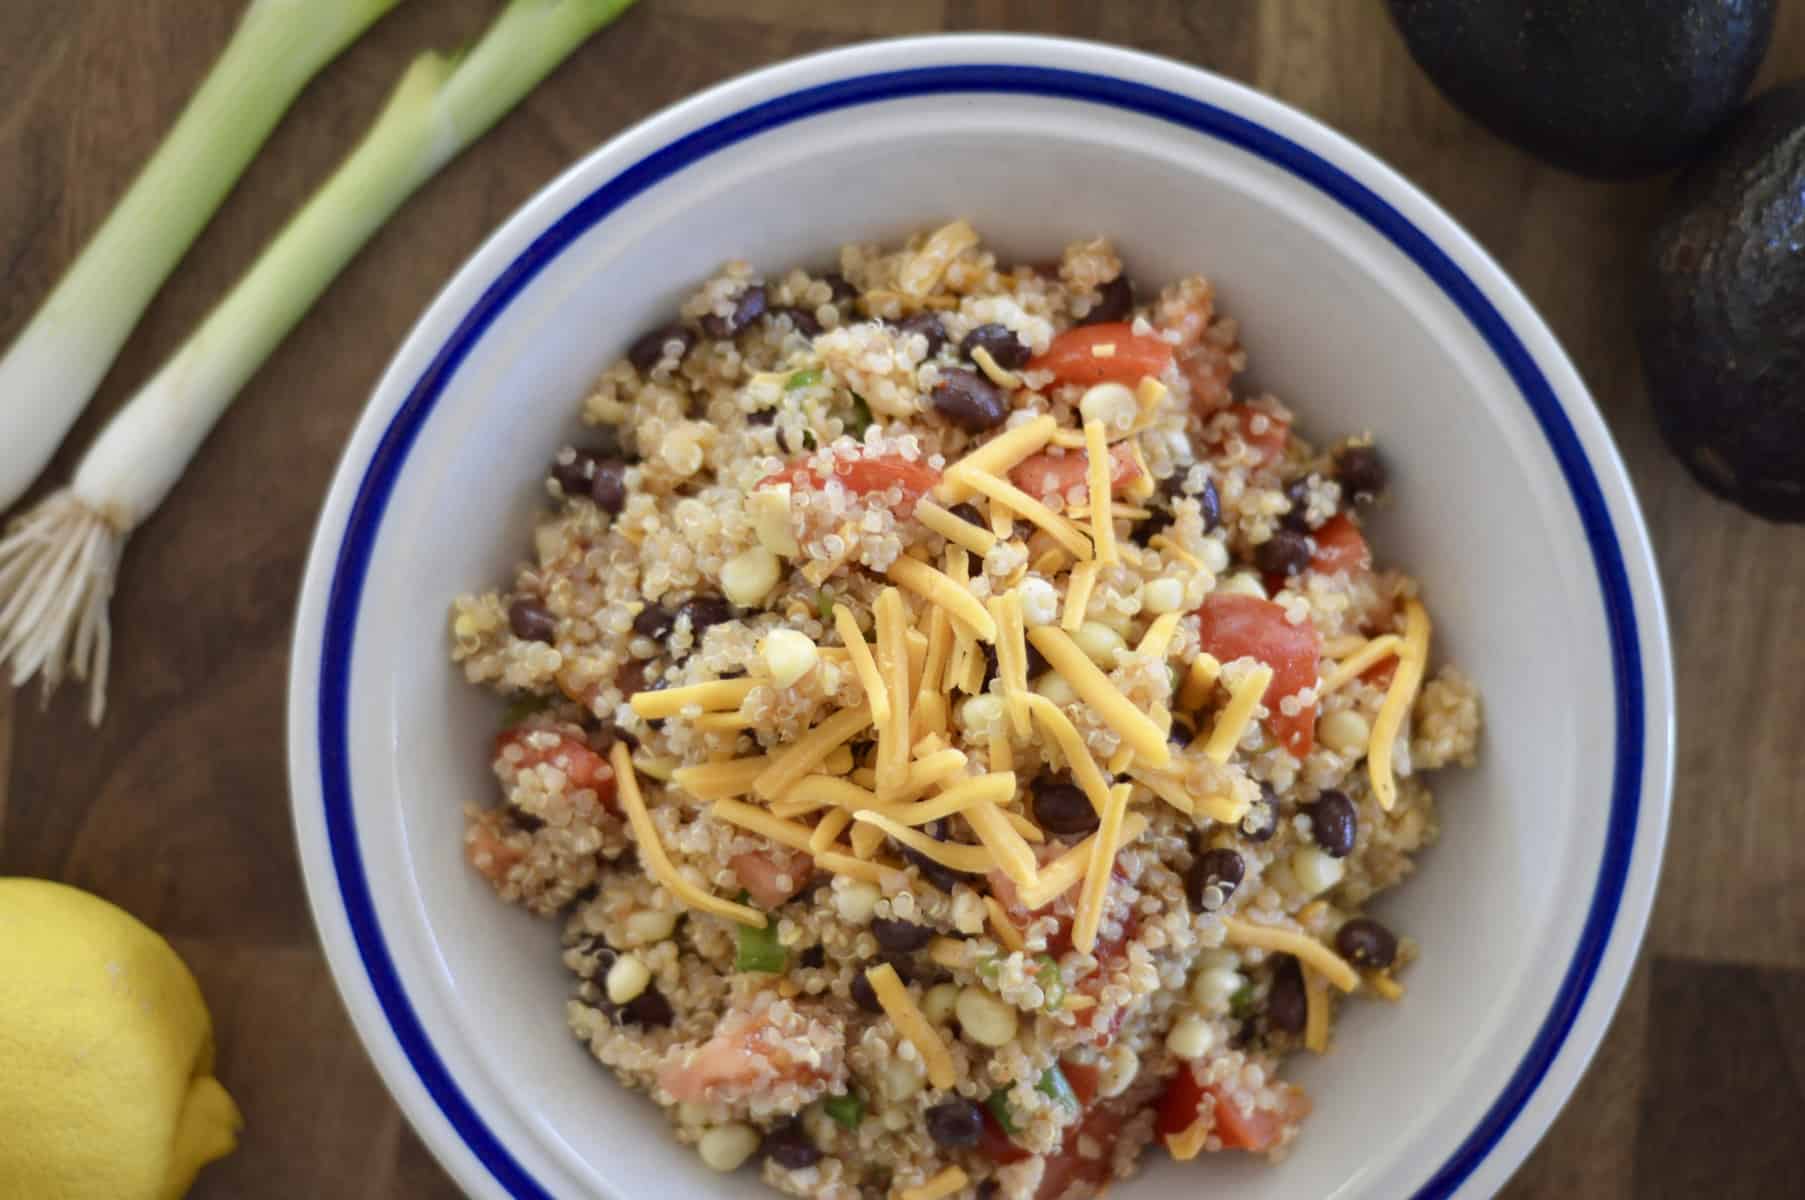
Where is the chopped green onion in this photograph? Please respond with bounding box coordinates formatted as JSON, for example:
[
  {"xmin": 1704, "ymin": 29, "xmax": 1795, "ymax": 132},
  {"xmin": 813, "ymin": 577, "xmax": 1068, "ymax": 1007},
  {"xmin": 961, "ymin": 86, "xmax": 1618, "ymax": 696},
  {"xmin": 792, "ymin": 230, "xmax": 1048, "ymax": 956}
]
[
  {"xmin": 976, "ymin": 955, "xmax": 1002, "ymax": 984},
  {"xmin": 822, "ymin": 1093, "xmax": 864, "ymax": 1129},
  {"xmin": 844, "ymin": 395, "xmax": 873, "ymax": 438},
  {"xmin": 734, "ymin": 918, "xmax": 786, "ymax": 973},
  {"xmin": 0, "ymin": 0, "xmax": 638, "ymax": 723},
  {"xmin": 815, "ymin": 590, "xmax": 836, "ymax": 623},
  {"xmin": 1230, "ymin": 982, "xmax": 1257, "ymax": 1020},
  {"xmin": 0, "ymin": 0, "xmax": 409, "ymax": 513},
  {"xmin": 786, "ymin": 368, "xmax": 822, "ymax": 390},
  {"xmin": 1035, "ymin": 955, "xmax": 1065, "ymax": 1013},
  {"xmin": 1036, "ymin": 1064, "xmax": 1078, "ymax": 1111},
  {"xmin": 984, "ymin": 1089, "xmax": 1019, "ymax": 1134}
]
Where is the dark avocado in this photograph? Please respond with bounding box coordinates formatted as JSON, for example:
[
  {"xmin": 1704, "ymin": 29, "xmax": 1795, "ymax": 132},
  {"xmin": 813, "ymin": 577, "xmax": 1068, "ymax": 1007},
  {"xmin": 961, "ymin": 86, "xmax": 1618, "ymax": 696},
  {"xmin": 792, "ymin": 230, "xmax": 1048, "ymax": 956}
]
[
  {"xmin": 1387, "ymin": 0, "xmax": 1775, "ymax": 177},
  {"xmin": 1637, "ymin": 83, "xmax": 1805, "ymax": 522}
]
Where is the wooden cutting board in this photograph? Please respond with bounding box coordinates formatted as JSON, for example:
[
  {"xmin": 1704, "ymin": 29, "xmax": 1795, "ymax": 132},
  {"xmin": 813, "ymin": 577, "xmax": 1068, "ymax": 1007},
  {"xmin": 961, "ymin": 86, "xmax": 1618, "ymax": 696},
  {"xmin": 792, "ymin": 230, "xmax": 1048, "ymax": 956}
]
[{"xmin": 1, "ymin": 3, "xmax": 1800, "ymax": 1197}]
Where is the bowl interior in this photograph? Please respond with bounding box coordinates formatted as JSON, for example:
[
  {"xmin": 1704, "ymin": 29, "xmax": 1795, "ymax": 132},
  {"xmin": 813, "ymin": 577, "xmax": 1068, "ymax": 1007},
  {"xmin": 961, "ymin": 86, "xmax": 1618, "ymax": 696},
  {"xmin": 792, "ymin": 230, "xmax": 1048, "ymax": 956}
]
[{"xmin": 331, "ymin": 84, "xmax": 1624, "ymax": 1200}]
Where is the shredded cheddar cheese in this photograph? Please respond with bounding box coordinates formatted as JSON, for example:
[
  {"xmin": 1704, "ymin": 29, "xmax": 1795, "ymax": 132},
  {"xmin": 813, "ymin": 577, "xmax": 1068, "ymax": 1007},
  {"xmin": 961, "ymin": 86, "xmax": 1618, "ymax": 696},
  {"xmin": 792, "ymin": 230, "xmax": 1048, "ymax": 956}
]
[
  {"xmin": 891, "ymin": 554, "xmax": 998, "ymax": 641},
  {"xmin": 1083, "ymin": 419, "xmax": 1119, "ymax": 565},
  {"xmin": 1368, "ymin": 973, "xmax": 1405, "ymax": 1002},
  {"xmin": 1028, "ymin": 625, "xmax": 1171, "ymax": 767},
  {"xmin": 1319, "ymin": 633, "xmax": 1401, "ymax": 696},
  {"xmin": 1137, "ymin": 611, "xmax": 1182, "ymax": 660},
  {"xmin": 610, "ymin": 744, "xmax": 763, "ymax": 927},
  {"xmin": 754, "ymin": 705, "xmax": 875, "ymax": 801},
  {"xmin": 1061, "ymin": 560, "xmax": 1098, "ymax": 632},
  {"xmin": 1222, "ymin": 916, "xmax": 1359, "ymax": 992},
  {"xmin": 1018, "ymin": 812, "xmax": 1150, "ymax": 910},
  {"xmin": 946, "ymin": 462, "xmax": 1093, "ymax": 560},
  {"xmin": 916, "ymin": 497, "xmax": 997, "ymax": 555},
  {"xmin": 1023, "ymin": 694, "xmax": 1113, "ymax": 819},
  {"xmin": 629, "ymin": 677, "xmax": 759, "ymax": 719},
  {"xmin": 1072, "ymin": 782, "xmax": 1131, "ymax": 953},
  {"xmin": 1369, "ymin": 599, "xmax": 1431, "ymax": 811},
  {"xmin": 988, "ymin": 593, "xmax": 1031, "ymax": 738},
  {"xmin": 710, "ymin": 798, "xmax": 816, "ymax": 853},
  {"xmin": 875, "ymin": 588, "xmax": 912, "ymax": 799},
  {"xmin": 809, "ymin": 807, "xmax": 853, "ymax": 854},
  {"xmin": 1178, "ymin": 652, "xmax": 1222, "ymax": 711},
  {"xmin": 865, "ymin": 963, "xmax": 956, "ymax": 1091},
  {"xmin": 936, "ymin": 415, "xmax": 1056, "ymax": 503},
  {"xmin": 833, "ymin": 603, "xmax": 891, "ymax": 724},
  {"xmin": 984, "ymin": 896, "xmax": 1026, "ymax": 952},
  {"xmin": 1203, "ymin": 663, "xmax": 1273, "ymax": 764},
  {"xmin": 815, "ymin": 850, "xmax": 889, "ymax": 885},
  {"xmin": 852, "ymin": 810, "xmax": 993, "ymax": 873},
  {"xmin": 964, "ymin": 795, "xmax": 1039, "ymax": 888},
  {"xmin": 671, "ymin": 756, "xmax": 770, "ymax": 800}
]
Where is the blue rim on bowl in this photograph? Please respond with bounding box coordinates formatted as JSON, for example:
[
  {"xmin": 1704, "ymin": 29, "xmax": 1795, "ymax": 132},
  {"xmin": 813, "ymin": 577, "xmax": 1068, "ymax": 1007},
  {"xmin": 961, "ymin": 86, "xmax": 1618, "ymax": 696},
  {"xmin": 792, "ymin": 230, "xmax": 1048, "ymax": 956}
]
[{"xmin": 307, "ymin": 55, "xmax": 1659, "ymax": 1200}]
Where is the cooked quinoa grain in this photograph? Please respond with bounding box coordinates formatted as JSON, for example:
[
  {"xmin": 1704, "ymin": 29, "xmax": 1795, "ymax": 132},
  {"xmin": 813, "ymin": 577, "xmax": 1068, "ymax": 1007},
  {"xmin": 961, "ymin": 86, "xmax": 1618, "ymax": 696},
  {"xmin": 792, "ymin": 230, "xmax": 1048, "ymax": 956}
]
[{"xmin": 450, "ymin": 223, "xmax": 1481, "ymax": 1199}]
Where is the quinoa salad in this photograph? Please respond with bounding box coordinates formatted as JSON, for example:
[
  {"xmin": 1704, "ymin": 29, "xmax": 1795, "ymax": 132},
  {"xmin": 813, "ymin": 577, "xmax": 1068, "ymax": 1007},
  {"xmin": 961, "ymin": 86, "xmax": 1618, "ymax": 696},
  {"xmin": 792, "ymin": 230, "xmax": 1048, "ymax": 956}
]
[{"xmin": 448, "ymin": 221, "xmax": 1481, "ymax": 1200}]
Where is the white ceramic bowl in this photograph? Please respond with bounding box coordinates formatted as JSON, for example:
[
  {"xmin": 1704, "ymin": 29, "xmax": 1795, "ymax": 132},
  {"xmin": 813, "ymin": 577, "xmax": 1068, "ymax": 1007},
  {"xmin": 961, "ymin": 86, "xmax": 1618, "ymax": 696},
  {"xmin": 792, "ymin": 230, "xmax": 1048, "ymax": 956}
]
[{"xmin": 288, "ymin": 34, "xmax": 1673, "ymax": 1200}]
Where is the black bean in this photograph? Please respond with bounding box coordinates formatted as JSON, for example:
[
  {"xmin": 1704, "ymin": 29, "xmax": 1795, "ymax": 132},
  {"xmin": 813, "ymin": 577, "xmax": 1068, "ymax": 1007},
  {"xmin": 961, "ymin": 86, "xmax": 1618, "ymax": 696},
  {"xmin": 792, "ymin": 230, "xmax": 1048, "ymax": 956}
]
[
  {"xmin": 1281, "ymin": 477, "xmax": 1319, "ymax": 532},
  {"xmin": 822, "ymin": 272, "xmax": 857, "ymax": 305},
  {"xmin": 1334, "ymin": 917, "xmax": 1398, "ymax": 969},
  {"xmin": 1336, "ymin": 445, "xmax": 1387, "ymax": 503},
  {"xmin": 961, "ymin": 323, "xmax": 1030, "ymax": 369},
  {"xmin": 979, "ymin": 642, "xmax": 999, "ymax": 688},
  {"xmin": 619, "ymin": 988, "xmax": 673, "ymax": 1028},
  {"xmin": 950, "ymin": 502, "xmax": 985, "ymax": 528},
  {"xmin": 871, "ymin": 918, "xmax": 935, "ymax": 954},
  {"xmin": 771, "ymin": 306, "xmax": 822, "ymax": 338},
  {"xmin": 977, "ymin": 1182, "xmax": 1001, "ymax": 1200},
  {"xmin": 1306, "ymin": 790, "xmax": 1358, "ymax": 858},
  {"xmin": 747, "ymin": 407, "xmax": 777, "ymax": 426},
  {"xmin": 799, "ymin": 944, "xmax": 826, "ymax": 970},
  {"xmin": 1134, "ymin": 508, "xmax": 1175, "ymax": 541},
  {"xmin": 1168, "ymin": 719, "xmax": 1193, "ymax": 749},
  {"xmin": 678, "ymin": 595, "xmax": 735, "ymax": 634},
  {"xmin": 506, "ymin": 804, "xmax": 545, "ymax": 833},
  {"xmin": 1023, "ymin": 639, "xmax": 1049, "ymax": 678},
  {"xmin": 1255, "ymin": 529, "xmax": 1312, "ymax": 577},
  {"xmin": 899, "ymin": 819, "xmax": 968, "ymax": 892},
  {"xmin": 895, "ymin": 312, "xmax": 948, "ymax": 357},
  {"xmin": 1033, "ymin": 779, "xmax": 1099, "ymax": 838},
  {"xmin": 1185, "ymin": 847, "xmax": 1245, "ymax": 912},
  {"xmin": 1239, "ymin": 784, "xmax": 1279, "ymax": 843},
  {"xmin": 850, "ymin": 972, "xmax": 884, "ymax": 1012},
  {"xmin": 763, "ymin": 1120, "xmax": 821, "ymax": 1169},
  {"xmin": 1266, "ymin": 956, "xmax": 1307, "ymax": 1034},
  {"xmin": 550, "ymin": 449, "xmax": 601, "ymax": 498},
  {"xmin": 590, "ymin": 460, "xmax": 629, "ymax": 515},
  {"xmin": 701, "ymin": 285, "xmax": 768, "ymax": 339},
  {"xmin": 929, "ymin": 368, "xmax": 1008, "ymax": 432},
  {"xmin": 1078, "ymin": 274, "xmax": 1134, "ymax": 325},
  {"xmin": 1198, "ymin": 477, "xmax": 1222, "ymax": 533},
  {"xmin": 632, "ymin": 604, "xmax": 675, "ymax": 641},
  {"xmin": 627, "ymin": 324, "xmax": 696, "ymax": 372},
  {"xmin": 508, "ymin": 599, "xmax": 556, "ymax": 643},
  {"xmin": 923, "ymin": 1099, "xmax": 984, "ymax": 1149}
]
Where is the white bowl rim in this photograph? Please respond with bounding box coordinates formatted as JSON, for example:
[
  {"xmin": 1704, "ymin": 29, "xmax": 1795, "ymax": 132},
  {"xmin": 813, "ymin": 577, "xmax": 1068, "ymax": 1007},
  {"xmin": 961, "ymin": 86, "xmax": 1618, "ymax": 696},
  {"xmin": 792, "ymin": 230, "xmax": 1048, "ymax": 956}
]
[{"xmin": 286, "ymin": 32, "xmax": 1675, "ymax": 1200}]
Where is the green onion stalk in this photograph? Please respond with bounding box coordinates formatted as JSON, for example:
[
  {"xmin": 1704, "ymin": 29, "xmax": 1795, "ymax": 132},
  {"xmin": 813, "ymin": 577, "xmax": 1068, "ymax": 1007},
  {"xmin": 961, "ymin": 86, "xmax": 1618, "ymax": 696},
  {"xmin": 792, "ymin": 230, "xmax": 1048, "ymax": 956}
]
[
  {"xmin": 0, "ymin": 0, "xmax": 638, "ymax": 722},
  {"xmin": 0, "ymin": 0, "xmax": 409, "ymax": 513}
]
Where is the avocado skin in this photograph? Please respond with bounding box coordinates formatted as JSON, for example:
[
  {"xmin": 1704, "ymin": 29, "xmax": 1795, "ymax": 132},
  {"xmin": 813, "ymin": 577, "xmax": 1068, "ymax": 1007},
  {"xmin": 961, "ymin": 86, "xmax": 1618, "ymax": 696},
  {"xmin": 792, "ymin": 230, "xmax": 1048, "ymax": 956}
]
[
  {"xmin": 1387, "ymin": 0, "xmax": 1774, "ymax": 178},
  {"xmin": 1637, "ymin": 84, "xmax": 1805, "ymax": 522}
]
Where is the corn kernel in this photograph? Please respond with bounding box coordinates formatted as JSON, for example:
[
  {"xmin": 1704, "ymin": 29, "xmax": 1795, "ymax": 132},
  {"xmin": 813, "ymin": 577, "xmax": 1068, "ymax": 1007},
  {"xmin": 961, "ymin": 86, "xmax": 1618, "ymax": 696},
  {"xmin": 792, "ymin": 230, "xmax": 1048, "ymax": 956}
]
[
  {"xmin": 1319, "ymin": 709, "xmax": 1371, "ymax": 755},
  {"xmin": 762, "ymin": 628, "xmax": 819, "ymax": 688},
  {"xmin": 605, "ymin": 953, "xmax": 652, "ymax": 1005},
  {"xmin": 698, "ymin": 1123, "xmax": 761, "ymax": 1172},
  {"xmin": 1142, "ymin": 577, "xmax": 1185, "ymax": 614},
  {"xmin": 1073, "ymin": 621, "xmax": 1126, "ymax": 668},
  {"xmin": 1166, "ymin": 1014, "xmax": 1216, "ymax": 1060},
  {"xmin": 721, "ymin": 545, "xmax": 781, "ymax": 607},
  {"xmin": 956, "ymin": 987, "xmax": 1019, "ymax": 1047}
]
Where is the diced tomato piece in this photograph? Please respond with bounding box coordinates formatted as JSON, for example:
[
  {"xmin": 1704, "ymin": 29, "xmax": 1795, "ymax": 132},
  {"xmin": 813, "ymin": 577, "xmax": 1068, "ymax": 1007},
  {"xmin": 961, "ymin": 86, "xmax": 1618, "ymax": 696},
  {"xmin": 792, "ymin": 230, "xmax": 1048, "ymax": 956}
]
[
  {"xmin": 494, "ymin": 726, "xmax": 615, "ymax": 805},
  {"xmin": 760, "ymin": 452, "xmax": 941, "ymax": 512},
  {"xmin": 1363, "ymin": 659, "xmax": 1398, "ymax": 689},
  {"xmin": 1034, "ymin": 1105, "xmax": 1125, "ymax": 1200},
  {"xmin": 1310, "ymin": 513, "xmax": 1371, "ymax": 575},
  {"xmin": 1208, "ymin": 1082, "xmax": 1309, "ymax": 1153},
  {"xmin": 1208, "ymin": 404, "xmax": 1290, "ymax": 470},
  {"xmin": 1060, "ymin": 1060, "xmax": 1102, "ymax": 1108},
  {"xmin": 1028, "ymin": 323, "xmax": 1174, "ymax": 387},
  {"xmin": 979, "ymin": 1105, "xmax": 1031, "ymax": 1165},
  {"xmin": 729, "ymin": 848, "xmax": 813, "ymax": 908},
  {"xmin": 1009, "ymin": 441, "xmax": 1141, "ymax": 500},
  {"xmin": 1194, "ymin": 594, "xmax": 1322, "ymax": 758},
  {"xmin": 1156, "ymin": 1065, "xmax": 1207, "ymax": 1138}
]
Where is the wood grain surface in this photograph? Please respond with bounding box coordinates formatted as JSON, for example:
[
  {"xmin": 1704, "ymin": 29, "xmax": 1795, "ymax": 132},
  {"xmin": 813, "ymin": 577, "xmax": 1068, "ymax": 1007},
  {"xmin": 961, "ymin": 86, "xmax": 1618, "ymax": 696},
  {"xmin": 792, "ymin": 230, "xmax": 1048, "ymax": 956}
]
[{"xmin": 2, "ymin": 3, "xmax": 1802, "ymax": 1197}]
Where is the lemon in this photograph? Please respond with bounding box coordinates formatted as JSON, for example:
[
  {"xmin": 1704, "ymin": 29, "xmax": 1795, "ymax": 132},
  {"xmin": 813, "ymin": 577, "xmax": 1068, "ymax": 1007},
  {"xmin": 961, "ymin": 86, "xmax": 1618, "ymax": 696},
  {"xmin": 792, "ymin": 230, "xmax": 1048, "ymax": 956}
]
[{"xmin": 0, "ymin": 879, "xmax": 241, "ymax": 1199}]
